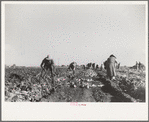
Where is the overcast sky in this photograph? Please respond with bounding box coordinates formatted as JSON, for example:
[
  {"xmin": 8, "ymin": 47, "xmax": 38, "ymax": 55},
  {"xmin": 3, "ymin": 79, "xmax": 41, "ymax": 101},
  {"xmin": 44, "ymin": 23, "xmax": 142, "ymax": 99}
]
[{"xmin": 5, "ymin": 2, "xmax": 147, "ymax": 67}]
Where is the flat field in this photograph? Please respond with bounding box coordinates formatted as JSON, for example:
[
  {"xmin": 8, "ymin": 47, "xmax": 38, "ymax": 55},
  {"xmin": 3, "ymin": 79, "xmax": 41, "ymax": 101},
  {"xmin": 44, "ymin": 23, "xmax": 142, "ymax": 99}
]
[{"xmin": 5, "ymin": 66, "xmax": 145, "ymax": 102}]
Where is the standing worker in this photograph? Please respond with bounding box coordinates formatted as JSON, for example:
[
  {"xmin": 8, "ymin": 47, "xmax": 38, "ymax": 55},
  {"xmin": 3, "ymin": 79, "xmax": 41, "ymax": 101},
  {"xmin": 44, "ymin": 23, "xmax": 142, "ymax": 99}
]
[
  {"xmin": 106, "ymin": 54, "xmax": 117, "ymax": 80},
  {"xmin": 100, "ymin": 63, "xmax": 104, "ymax": 71},
  {"xmin": 40, "ymin": 55, "xmax": 56, "ymax": 91},
  {"xmin": 138, "ymin": 62, "xmax": 141, "ymax": 70},
  {"xmin": 136, "ymin": 61, "xmax": 139, "ymax": 70}
]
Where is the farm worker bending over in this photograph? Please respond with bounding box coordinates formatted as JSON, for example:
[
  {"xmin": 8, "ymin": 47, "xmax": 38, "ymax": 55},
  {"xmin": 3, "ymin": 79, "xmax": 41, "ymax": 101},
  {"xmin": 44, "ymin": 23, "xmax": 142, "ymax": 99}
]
[
  {"xmin": 67, "ymin": 62, "xmax": 77, "ymax": 75},
  {"xmin": 82, "ymin": 65, "xmax": 85, "ymax": 70},
  {"xmin": 40, "ymin": 55, "xmax": 55, "ymax": 89},
  {"xmin": 106, "ymin": 54, "xmax": 117, "ymax": 80}
]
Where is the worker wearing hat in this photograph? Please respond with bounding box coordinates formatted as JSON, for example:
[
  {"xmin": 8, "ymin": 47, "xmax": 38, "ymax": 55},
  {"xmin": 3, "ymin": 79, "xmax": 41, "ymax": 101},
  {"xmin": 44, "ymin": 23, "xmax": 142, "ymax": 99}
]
[{"xmin": 106, "ymin": 54, "xmax": 117, "ymax": 80}]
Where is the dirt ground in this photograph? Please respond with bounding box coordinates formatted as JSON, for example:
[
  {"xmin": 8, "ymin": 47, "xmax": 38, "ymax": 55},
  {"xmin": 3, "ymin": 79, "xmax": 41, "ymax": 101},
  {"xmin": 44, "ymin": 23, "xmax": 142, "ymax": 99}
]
[{"xmin": 5, "ymin": 67, "xmax": 145, "ymax": 102}]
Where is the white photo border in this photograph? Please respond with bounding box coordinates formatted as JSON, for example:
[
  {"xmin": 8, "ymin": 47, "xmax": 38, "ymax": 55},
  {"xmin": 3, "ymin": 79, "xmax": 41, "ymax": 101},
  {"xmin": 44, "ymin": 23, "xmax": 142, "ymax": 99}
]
[{"xmin": 1, "ymin": 1, "xmax": 148, "ymax": 121}]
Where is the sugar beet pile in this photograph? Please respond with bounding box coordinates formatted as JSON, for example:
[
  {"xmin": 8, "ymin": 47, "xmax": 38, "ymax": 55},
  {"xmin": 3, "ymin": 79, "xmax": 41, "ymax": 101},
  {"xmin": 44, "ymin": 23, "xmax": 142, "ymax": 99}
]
[{"xmin": 5, "ymin": 67, "xmax": 145, "ymax": 102}]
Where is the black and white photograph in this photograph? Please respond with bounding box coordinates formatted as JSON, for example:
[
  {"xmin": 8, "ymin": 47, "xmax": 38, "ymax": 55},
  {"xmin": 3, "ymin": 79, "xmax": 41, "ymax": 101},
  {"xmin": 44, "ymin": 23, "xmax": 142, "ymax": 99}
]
[{"xmin": 2, "ymin": 1, "xmax": 148, "ymax": 121}]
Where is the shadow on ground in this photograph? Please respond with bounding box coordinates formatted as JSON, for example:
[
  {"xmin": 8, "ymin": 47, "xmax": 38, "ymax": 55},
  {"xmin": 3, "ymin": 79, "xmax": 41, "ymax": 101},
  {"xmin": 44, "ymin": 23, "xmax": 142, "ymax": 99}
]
[{"xmin": 94, "ymin": 77, "xmax": 136, "ymax": 102}]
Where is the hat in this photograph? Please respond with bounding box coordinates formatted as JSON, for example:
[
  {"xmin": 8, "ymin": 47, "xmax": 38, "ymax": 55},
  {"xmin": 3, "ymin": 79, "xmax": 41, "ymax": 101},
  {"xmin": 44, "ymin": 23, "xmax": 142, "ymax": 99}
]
[{"xmin": 110, "ymin": 54, "xmax": 116, "ymax": 58}]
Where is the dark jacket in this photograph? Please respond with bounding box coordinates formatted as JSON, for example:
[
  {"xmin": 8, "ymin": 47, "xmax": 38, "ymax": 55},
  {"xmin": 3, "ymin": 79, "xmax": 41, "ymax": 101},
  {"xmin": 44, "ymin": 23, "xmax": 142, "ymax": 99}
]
[
  {"xmin": 41, "ymin": 57, "xmax": 54, "ymax": 70},
  {"xmin": 106, "ymin": 57, "xmax": 117, "ymax": 78}
]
